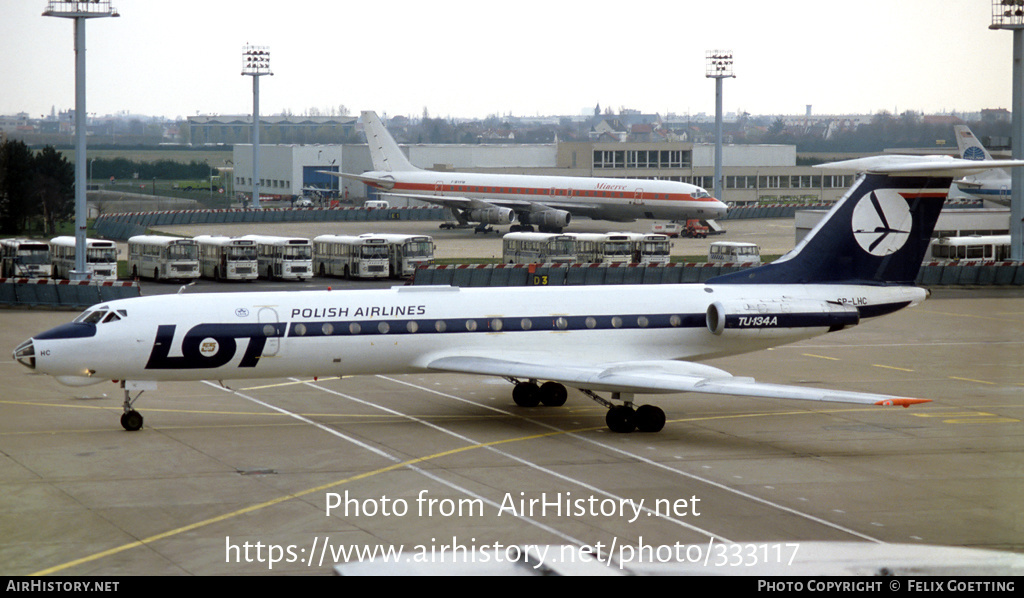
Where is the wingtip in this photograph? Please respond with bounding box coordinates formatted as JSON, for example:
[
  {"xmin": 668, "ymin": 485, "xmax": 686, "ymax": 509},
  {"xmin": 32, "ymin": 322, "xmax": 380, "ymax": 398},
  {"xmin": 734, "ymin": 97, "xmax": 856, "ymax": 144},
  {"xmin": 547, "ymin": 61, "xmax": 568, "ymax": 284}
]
[{"xmin": 875, "ymin": 398, "xmax": 932, "ymax": 408}]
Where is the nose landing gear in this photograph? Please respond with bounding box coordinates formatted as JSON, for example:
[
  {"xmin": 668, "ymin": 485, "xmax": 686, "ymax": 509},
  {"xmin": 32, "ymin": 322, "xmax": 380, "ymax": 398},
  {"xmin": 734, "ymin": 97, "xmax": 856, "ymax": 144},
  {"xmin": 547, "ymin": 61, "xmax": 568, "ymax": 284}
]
[{"xmin": 119, "ymin": 381, "xmax": 150, "ymax": 431}]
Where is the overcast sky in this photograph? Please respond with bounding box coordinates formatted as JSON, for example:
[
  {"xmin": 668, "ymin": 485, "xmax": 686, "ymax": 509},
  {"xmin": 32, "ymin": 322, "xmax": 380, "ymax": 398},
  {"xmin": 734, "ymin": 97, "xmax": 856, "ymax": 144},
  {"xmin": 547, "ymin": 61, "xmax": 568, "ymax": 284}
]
[{"xmin": 0, "ymin": 0, "xmax": 1013, "ymax": 121}]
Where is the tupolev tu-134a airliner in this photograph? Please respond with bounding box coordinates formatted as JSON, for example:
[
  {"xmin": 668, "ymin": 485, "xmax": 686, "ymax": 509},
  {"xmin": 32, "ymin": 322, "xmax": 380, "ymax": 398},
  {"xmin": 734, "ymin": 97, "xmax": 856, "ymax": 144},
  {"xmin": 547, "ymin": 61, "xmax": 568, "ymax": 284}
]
[
  {"xmin": 324, "ymin": 111, "xmax": 728, "ymax": 233},
  {"xmin": 14, "ymin": 156, "xmax": 1024, "ymax": 433}
]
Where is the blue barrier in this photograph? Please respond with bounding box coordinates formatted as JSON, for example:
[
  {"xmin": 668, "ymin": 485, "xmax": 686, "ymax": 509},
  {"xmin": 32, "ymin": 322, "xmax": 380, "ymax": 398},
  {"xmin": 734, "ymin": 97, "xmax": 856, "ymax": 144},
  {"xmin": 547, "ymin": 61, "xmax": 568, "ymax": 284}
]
[
  {"xmin": 1, "ymin": 279, "xmax": 141, "ymax": 308},
  {"xmin": 415, "ymin": 262, "xmax": 1024, "ymax": 288}
]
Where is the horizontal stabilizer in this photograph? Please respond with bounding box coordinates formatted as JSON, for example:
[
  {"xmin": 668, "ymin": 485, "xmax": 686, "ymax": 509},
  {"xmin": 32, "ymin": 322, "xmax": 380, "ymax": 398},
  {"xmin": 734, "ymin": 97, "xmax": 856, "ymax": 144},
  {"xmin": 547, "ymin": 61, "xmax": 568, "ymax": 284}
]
[{"xmin": 815, "ymin": 155, "xmax": 1024, "ymax": 177}]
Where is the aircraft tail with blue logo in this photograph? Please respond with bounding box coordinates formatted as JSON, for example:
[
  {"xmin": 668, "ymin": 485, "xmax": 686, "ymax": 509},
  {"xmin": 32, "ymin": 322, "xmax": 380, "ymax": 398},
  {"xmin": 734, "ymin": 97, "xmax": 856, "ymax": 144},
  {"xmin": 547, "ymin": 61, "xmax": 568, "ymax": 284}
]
[{"xmin": 709, "ymin": 156, "xmax": 1024, "ymax": 286}]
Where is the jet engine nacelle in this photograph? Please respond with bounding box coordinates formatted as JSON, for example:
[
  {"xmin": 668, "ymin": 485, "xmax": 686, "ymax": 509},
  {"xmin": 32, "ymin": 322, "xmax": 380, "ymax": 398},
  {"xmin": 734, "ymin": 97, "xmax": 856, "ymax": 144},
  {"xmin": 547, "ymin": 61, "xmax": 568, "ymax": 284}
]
[
  {"xmin": 522, "ymin": 209, "xmax": 571, "ymax": 229},
  {"xmin": 706, "ymin": 299, "xmax": 860, "ymax": 336},
  {"xmin": 467, "ymin": 207, "xmax": 516, "ymax": 225}
]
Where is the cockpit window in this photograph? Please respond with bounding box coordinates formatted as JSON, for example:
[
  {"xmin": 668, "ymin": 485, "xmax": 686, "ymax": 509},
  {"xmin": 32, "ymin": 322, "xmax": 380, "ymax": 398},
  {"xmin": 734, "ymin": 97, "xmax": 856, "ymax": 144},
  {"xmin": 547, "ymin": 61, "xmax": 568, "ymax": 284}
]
[
  {"xmin": 75, "ymin": 310, "xmax": 106, "ymax": 325},
  {"xmin": 73, "ymin": 307, "xmax": 123, "ymax": 325}
]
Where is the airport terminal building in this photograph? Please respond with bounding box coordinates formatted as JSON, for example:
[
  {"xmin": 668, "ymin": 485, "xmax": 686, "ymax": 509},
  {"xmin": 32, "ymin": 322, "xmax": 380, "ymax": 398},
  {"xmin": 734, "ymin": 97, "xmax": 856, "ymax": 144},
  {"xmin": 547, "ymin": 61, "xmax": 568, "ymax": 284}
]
[{"xmin": 232, "ymin": 140, "xmax": 855, "ymax": 206}]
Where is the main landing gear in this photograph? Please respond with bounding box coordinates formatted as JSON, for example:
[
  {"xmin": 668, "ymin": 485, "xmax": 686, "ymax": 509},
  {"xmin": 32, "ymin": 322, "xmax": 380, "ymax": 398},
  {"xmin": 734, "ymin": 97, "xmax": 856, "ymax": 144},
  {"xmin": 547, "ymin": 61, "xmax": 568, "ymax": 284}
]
[
  {"xmin": 120, "ymin": 382, "xmax": 144, "ymax": 431},
  {"xmin": 507, "ymin": 379, "xmax": 666, "ymax": 433}
]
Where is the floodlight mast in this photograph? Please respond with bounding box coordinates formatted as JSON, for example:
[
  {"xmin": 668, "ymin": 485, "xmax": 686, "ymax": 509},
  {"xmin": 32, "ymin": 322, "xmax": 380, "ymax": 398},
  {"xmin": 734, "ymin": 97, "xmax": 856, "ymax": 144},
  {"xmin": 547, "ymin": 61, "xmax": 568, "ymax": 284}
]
[
  {"xmin": 991, "ymin": 1, "xmax": 1024, "ymax": 261},
  {"xmin": 242, "ymin": 45, "xmax": 272, "ymax": 210},
  {"xmin": 42, "ymin": 1, "xmax": 119, "ymax": 281},
  {"xmin": 706, "ymin": 50, "xmax": 734, "ymax": 204}
]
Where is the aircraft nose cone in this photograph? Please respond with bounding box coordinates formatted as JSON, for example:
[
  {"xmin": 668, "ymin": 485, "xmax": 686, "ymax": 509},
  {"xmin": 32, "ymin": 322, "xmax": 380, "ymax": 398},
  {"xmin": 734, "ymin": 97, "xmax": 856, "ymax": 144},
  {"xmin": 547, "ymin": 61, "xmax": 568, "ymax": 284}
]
[{"xmin": 13, "ymin": 338, "xmax": 35, "ymax": 370}]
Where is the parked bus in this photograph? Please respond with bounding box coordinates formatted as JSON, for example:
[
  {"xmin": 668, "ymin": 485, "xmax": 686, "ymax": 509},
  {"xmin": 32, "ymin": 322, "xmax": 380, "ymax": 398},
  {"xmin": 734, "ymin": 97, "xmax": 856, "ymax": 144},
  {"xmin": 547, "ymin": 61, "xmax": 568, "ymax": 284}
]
[
  {"xmin": 502, "ymin": 232, "xmax": 577, "ymax": 264},
  {"xmin": 49, "ymin": 236, "xmax": 118, "ymax": 281},
  {"xmin": 623, "ymin": 232, "xmax": 672, "ymax": 264},
  {"xmin": 127, "ymin": 235, "xmax": 200, "ymax": 281},
  {"xmin": 194, "ymin": 235, "xmax": 258, "ymax": 281},
  {"xmin": 358, "ymin": 233, "xmax": 436, "ymax": 277},
  {"xmin": 312, "ymin": 234, "xmax": 390, "ymax": 279},
  {"xmin": 708, "ymin": 241, "xmax": 761, "ymax": 264},
  {"xmin": 567, "ymin": 232, "xmax": 636, "ymax": 264},
  {"xmin": 928, "ymin": 235, "xmax": 1011, "ymax": 261},
  {"xmin": 240, "ymin": 234, "xmax": 314, "ymax": 281},
  {"xmin": 1, "ymin": 238, "xmax": 52, "ymax": 278}
]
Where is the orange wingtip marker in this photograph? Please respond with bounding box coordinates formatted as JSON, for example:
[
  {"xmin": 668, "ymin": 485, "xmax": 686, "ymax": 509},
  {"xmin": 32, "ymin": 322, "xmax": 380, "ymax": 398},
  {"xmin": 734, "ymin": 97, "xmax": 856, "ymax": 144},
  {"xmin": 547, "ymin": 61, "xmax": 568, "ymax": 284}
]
[{"xmin": 875, "ymin": 398, "xmax": 932, "ymax": 408}]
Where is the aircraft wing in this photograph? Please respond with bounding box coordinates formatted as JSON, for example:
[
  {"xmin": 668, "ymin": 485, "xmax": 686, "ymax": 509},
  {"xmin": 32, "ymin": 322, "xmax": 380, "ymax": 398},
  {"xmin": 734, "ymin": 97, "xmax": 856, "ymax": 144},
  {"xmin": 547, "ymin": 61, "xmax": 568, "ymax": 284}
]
[
  {"xmin": 815, "ymin": 155, "xmax": 1024, "ymax": 177},
  {"xmin": 427, "ymin": 356, "xmax": 929, "ymax": 407}
]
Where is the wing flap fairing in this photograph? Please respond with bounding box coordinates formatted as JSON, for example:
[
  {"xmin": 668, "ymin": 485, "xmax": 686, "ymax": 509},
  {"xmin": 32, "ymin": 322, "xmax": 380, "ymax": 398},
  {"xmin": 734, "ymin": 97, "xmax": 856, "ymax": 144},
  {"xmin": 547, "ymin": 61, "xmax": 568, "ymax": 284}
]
[{"xmin": 427, "ymin": 356, "xmax": 929, "ymax": 407}]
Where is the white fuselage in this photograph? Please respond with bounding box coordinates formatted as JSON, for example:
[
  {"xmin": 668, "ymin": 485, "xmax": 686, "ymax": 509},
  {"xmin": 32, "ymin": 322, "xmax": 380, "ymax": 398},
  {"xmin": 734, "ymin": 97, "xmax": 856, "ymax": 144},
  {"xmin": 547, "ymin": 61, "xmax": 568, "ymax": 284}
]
[
  {"xmin": 366, "ymin": 170, "xmax": 728, "ymax": 222},
  {"xmin": 26, "ymin": 283, "xmax": 925, "ymax": 388}
]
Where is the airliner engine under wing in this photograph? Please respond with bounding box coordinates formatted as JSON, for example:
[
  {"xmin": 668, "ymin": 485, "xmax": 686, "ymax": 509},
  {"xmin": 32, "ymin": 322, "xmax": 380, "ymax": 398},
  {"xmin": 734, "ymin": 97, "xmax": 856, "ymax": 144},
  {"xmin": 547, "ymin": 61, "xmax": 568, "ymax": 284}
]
[
  {"xmin": 14, "ymin": 156, "xmax": 1024, "ymax": 433},
  {"xmin": 326, "ymin": 111, "xmax": 728, "ymax": 232}
]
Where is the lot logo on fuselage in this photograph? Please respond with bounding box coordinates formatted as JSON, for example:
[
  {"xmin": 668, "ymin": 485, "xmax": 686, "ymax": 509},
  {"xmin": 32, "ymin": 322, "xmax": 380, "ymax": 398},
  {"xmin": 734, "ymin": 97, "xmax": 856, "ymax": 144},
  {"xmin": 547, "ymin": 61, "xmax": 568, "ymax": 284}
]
[
  {"xmin": 145, "ymin": 323, "xmax": 272, "ymax": 370},
  {"xmin": 851, "ymin": 190, "xmax": 912, "ymax": 256}
]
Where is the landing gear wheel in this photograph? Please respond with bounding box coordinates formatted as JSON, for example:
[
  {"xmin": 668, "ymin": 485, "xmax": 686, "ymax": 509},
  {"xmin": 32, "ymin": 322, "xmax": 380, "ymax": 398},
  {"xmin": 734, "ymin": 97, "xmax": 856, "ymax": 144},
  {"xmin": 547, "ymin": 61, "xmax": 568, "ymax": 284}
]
[
  {"xmin": 538, "ymin": 381, "xmax": 568, "ymax": 406},
  {"xmin": 634, "ymin": 404, "xmax": 666, "ymax": 433},
  {"xmin": 512, "ymin": 382, "xmax": 541, "ymax": 407},
  {"xmin": 606, "ymin": 405, "xmax": 636, "ymax": 433},
  {"xmin": 120, "ymin": 410, "xmax": 143, "ymax": 432}
]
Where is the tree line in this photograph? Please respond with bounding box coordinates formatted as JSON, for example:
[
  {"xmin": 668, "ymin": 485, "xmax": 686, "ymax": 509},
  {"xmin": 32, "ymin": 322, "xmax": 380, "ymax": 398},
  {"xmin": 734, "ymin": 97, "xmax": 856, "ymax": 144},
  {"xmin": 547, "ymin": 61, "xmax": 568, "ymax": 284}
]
[
  {"xmin": 87, "ymin": 157, "xmax": 214, "ymax": 182},
  {"xmin": 0, "ymin": 140, "xmax": 74, "ymax": 236}
]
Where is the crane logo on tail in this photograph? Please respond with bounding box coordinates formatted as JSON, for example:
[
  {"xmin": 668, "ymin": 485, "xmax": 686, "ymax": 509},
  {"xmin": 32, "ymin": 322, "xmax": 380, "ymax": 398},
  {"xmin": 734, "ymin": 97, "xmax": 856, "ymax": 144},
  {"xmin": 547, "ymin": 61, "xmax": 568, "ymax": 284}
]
[{"xmin": 851, "ymin": 190, "xmax": 912, "ymax": 256}]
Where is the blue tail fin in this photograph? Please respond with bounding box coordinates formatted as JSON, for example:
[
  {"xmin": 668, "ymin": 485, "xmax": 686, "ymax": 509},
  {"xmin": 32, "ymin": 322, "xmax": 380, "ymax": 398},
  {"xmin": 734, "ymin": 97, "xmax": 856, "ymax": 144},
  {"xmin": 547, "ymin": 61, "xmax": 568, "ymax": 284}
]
[{"xmin": 709, "ymin": 171, "xmax": 949, "ymax": 285}]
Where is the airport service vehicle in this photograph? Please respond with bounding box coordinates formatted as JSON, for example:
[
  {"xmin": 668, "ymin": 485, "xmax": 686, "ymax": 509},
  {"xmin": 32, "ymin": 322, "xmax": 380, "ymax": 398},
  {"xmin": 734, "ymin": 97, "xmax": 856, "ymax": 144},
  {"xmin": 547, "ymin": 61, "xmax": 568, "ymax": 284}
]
[
  {"xmin": 682, "ymin": 219, "xmax": 709, "ymax": 239},
  {"xmin": 312, "ymin": 234, "xmax": 390, "ymax": 279},
  {"xmin": 127, "ymin": 235, "xmax": 200, "ymax": 281},
  {"xmin": 927, "ymin": 235, "xmax": 1011, "ymax": 261},
  {"xmin": 49, "ymin": 236, "xmax": 118, "ymax": 281},
  {"xmin": 1, "ymin": 238, "xmax": 52, "ymax": 278},
  {"xmin": 626, "ymin": 232, "xmax": 672, "ymax": 264},
  {"xmin": 502, "ymin": 232, "xmax": 577, "ymax": 264},
  {"xmin": 240, "ymin": 235, "xmax": 314, "ymax": 281},
  {"xmin": 358, "ymin": 233, "xmax": 436, "ymax": 277},
  {"xmin": 15, "ymin": 156, "xmax": 1024, "ymax": 433},
  {"xmin": 708, "ymin": 241, "xmax": 762, "ymax": 264},
  {"xmin": 325, "ymin": 111, "xmax": 728, "ymax": 233},
  {"xmin": 651, "ymin": 222, "xmax": 681, "ymax": 238},
  {"xmin": 194, "ymin": 235, "xmax": 258, "ymax": 281},
  {"xmin": 568, "ymin": 232, "xmax": 636, "ymax": 264}
]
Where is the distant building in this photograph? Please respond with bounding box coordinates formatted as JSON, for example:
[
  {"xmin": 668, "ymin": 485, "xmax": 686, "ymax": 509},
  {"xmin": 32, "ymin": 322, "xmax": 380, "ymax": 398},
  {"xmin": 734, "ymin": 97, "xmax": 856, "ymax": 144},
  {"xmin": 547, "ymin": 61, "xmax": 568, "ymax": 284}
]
[{"xmin": 187, "ymin": 115, "xmax": 358, "ymax": 146}]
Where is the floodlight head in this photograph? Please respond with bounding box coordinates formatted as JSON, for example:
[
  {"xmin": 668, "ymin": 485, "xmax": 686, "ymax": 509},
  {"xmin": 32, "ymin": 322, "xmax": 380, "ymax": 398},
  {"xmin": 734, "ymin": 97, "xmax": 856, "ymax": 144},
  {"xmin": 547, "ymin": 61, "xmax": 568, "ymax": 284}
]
[
  {"xmin": 706, "ymin": 49, "xmax": 735, "ymax": 79},
  {"xmin": 991, "ymin": 0, "xmax": 1024, "ymax": 29},
  {"xmin": 43, "ymin": 1, "xmax": 118, "ymax": 18},
  {"xmin": 241, "ymin": 44, "xmax": 272, "ymax": 76}
]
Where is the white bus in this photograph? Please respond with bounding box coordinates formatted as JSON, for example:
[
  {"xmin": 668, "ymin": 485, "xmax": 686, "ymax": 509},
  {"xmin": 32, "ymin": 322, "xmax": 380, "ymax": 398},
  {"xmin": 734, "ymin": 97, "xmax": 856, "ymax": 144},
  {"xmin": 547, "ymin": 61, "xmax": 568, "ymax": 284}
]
[
  {"xmin": 312, "ymin": 234, "xmax": 390, "ymax": 279},
  {"xmin": 567, "ymin": 232, "xmax": 636, "ymax": 264},
  {"xmin": 1, "ymin": 238, "xmax": 52, "ymax": 278},
  {"xmin": 359, "ymin": 233, "xmax": 436, "ymax": 278},
  {"xmin": 127, "ymin": 235, "xmax": 200, "ymax": 281},
  {"xmin": 240, "ymin": 234, "xmax": 314, "ymax": 281},
  {"xmin": 623, "ymin": 232, "xmax": 672, "ymax": 265},
  {"xmin": 502, "ymin": 232, "xmax": 577, "ymax": 264},
  {"xmin": 928, "ymin": 235, "xmax": 1011, "ymax": 261},
  {"xmin": 49, "ymin": 236, "xmax": 118, "ymax": 281},
  {"xmin": 708, "ymin": 241, "xmax": 761, "ymax": 264},
  {"xmin": 194, "ymin": 235, "xmax": 258, "ymax": 281}
]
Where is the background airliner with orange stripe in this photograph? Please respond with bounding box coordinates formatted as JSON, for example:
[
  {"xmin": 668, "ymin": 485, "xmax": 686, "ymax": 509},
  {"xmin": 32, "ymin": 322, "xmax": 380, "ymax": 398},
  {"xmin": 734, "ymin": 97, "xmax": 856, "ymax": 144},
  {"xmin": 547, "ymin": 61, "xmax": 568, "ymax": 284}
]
[{"xmin": 329, "ymin": 111, "xmax": 729, "ymax": 232}]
